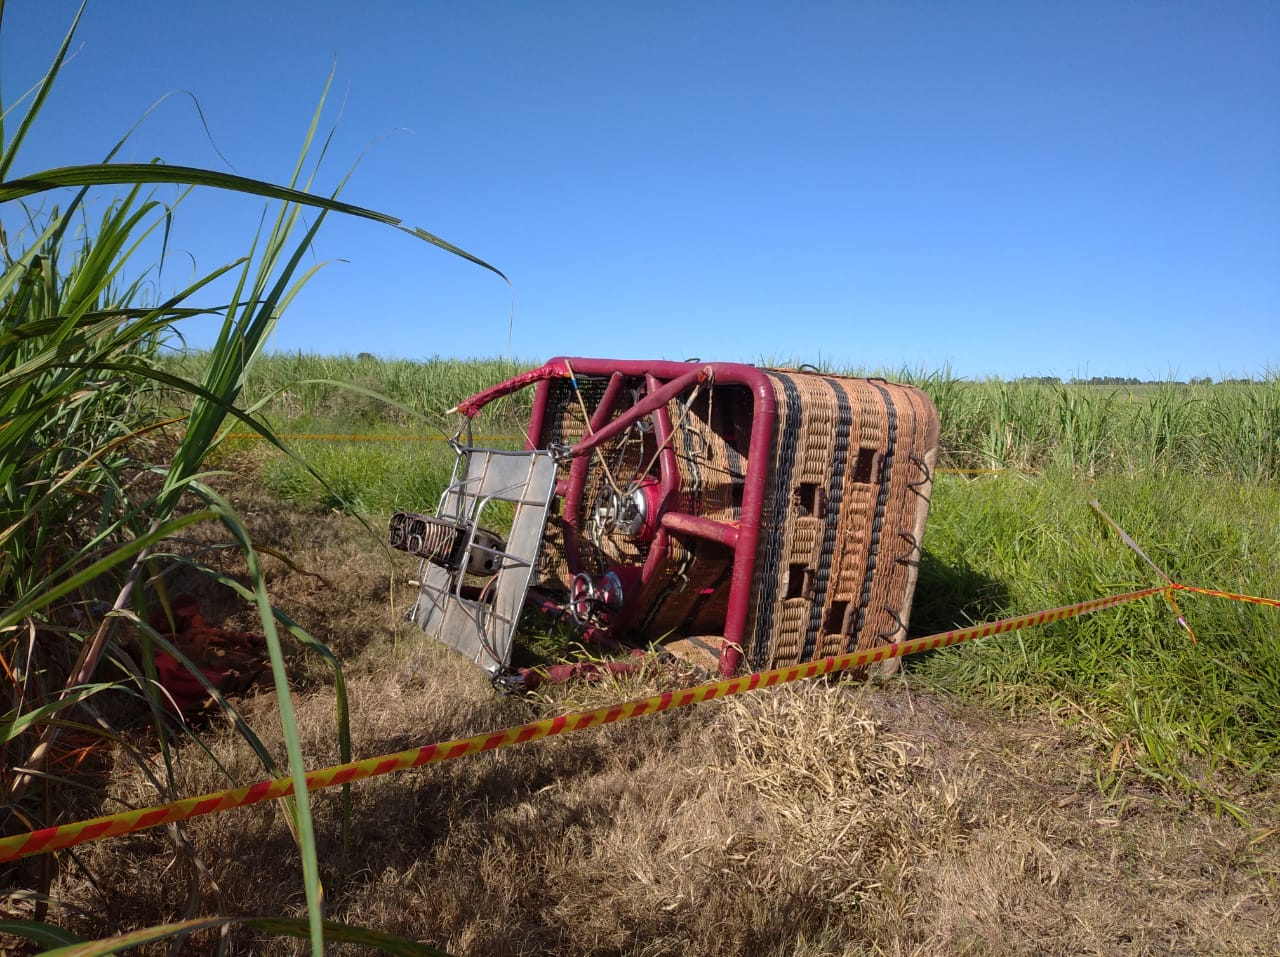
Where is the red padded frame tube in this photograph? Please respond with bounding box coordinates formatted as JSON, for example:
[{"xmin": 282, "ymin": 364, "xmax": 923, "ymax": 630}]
[{"xmin": 456, "ymin": 357, "xmax": 777, "ymax": 675}]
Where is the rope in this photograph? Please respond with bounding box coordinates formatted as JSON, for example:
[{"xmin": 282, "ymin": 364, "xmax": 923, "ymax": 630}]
[
  {"xmin": 632, "ymin": 367, "xmax": 715, "ymax": 493},
  {"xmin": 563, "ymin": 359, "xmax": 626, "ymax": 499}
]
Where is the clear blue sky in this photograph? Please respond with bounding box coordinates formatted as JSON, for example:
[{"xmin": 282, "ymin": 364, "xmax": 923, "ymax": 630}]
[{"xmin": 4, "ymin": 1, "xmax": 1277, "ymax": 379}]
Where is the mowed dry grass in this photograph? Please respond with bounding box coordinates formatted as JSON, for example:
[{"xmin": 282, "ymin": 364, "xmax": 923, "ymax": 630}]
[{"xmin": 31, "ymin": 476, "xmax": 1280, "ymax": 956}]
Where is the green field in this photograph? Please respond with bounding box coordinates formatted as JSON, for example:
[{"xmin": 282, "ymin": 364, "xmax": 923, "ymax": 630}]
[{"xmin": 4, "ymin": 11, "xmax": 1278, "ymax": 950}]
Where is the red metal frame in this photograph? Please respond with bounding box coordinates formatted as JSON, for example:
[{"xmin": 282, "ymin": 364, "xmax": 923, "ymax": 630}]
[{"xmin": 459, "ymin": 357, "xmax": 778, "ymax": 676}]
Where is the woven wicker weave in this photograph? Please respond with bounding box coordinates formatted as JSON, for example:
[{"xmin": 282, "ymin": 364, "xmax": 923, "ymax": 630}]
[{"xmin": 752, "ymin": 373, "xmax": 940, "ymax": 671}]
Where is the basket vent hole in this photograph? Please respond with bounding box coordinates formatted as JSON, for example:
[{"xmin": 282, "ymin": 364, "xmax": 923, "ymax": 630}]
[
  {"xmin": 825, "ymin": 600, "xmax": 850, "ymax": 634},
  {"xmin": 786, "ymin": 563, "xmax": 808, "ymax": 599},
  {"xmin": 851, "ymin": 448, "xmax": 877, "ymax": 484}
]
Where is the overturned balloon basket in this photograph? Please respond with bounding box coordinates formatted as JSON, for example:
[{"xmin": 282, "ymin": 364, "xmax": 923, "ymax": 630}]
[{"xmin": 388, "ymin": 357, "xmax": 941, "ymax": 690}]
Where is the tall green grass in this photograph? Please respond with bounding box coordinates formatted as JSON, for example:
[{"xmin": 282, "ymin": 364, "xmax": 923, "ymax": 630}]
[
  {"xmin": 910, "ymin": 470, "xmax": 1279, "ymax": 811},
  {"xmin": 913, "ymin": 374, "xmax": 1280, "ymax": 482},
  {"xmin": 757, "ymin": 359, "xmax": 1278, "ymax": 482},
  {"xmin": 0, "ymin": 4, "xmax": 503, "ymax": 953},
  {"xmin": 165, "ymin": 351, "xmax": 533, "ymax": 432}
]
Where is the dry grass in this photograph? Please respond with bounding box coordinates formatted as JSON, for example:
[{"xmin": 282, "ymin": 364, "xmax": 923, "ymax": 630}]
[{"xmin": 9, "ymin": 477, "xmax": 1279, "ymax": 956}]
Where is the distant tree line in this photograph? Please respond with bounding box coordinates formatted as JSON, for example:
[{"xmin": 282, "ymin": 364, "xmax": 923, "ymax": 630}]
[{"xmin": 1007, "ymin": 375, "xmax": 1257, "ymax": 386}]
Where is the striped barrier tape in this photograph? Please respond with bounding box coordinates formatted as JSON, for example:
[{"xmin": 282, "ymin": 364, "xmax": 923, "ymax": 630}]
[
  {"xmin": 0, "ymin": 583, "xmax": 1188, "ymax": 864},
  {"xmin": 1171, "ymin": 583, "xmax": 1280, "ymax": 609}
]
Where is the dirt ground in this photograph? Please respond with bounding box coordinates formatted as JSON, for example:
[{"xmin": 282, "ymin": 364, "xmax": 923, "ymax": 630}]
[{"xmin": 8, "ymin": 475, "xmax": 1279, "ymax": 956}]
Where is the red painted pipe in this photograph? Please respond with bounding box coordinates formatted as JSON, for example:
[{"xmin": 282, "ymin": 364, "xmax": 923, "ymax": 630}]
[
  {"xmin": 716, "ymin": 369, "xmax": 776, "ymax": 674},
  {"xmin": 454, "ymin": 360, "xmax": 569, "ymax": 418},
  {"xmin": 660, "ymin": 512, "xmax": 741, "ymax": 549}
]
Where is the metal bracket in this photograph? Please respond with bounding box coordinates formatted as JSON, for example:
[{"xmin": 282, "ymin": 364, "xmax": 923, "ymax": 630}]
[{"xmin": 408, "ymin": 447, "xmax": 558, "ymax": 674}]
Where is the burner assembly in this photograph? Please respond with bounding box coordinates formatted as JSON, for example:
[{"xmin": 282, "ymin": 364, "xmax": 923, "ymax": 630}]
[{"xmin": 389, "ymin": 358, "xmax": 940, "ymax": 682}]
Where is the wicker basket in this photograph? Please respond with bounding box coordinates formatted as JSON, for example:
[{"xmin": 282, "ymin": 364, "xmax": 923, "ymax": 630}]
[{"xmin": 527, "ymin": 361, "xmax": 939, "ymax": 673}]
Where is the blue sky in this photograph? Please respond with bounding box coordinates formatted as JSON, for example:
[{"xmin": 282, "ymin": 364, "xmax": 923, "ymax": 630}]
[{"xmin": 3, "ymin": 1, "xmax": 1277, "ymax": 379}]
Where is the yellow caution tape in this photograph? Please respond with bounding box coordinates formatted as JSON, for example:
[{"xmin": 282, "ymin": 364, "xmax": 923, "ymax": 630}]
[{"xmin": 0, "ymin": 584, "xmax": 1184, "ymax": 863}]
